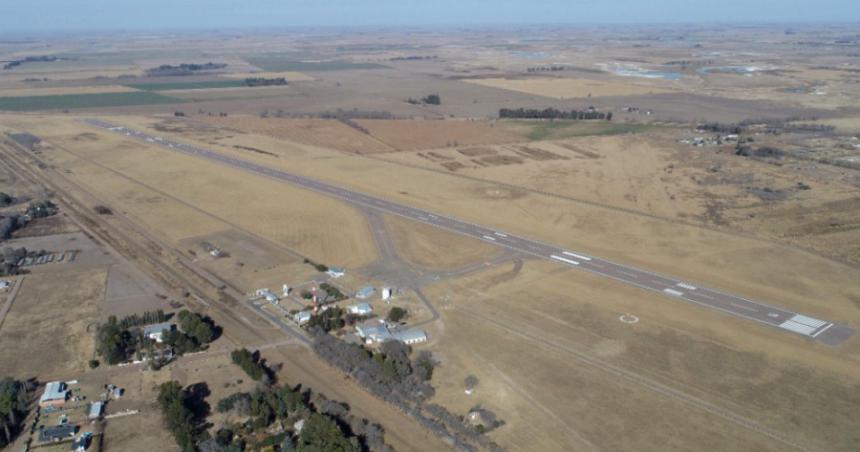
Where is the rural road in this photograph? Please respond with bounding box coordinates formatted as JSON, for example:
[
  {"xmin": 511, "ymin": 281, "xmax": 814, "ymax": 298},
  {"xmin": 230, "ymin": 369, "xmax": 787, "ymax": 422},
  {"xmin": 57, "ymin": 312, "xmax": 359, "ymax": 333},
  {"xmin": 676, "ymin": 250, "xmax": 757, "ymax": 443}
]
[{"xmin": 85, "ymin": 119, "xmax": 853, "ymax": 345}]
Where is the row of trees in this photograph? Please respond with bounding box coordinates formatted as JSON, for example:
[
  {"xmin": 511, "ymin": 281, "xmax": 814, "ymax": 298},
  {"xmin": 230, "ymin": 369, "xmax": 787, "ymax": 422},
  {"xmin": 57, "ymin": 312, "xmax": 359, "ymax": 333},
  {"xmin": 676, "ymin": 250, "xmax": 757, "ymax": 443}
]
[
  {"xmin": 146, "ymin": 62, "xmax": 226, "ymax": 76},
  {"xmin": 499, "ymin": 107, "xmax": 612, "ymax": 121},
  {"xmin": 526, "ymin": 65, "xmax": 566, "ymax": 72},
  {"xmin": 243, "ymin": 77, "xmax": 288, "ymax": 87},
  {"xmin": 230, "ymin": 348, "xmax": 273, "ymax": 383},
  {"xmin": 213, "ymin": 349, "xmax": 389, "ymax": 451},
  {"xmin": 0, "ymin": 378, "xmax": 32, "ymax": 448},
  {"xmin": 406, "ymin": 94, "xmax": 441, "ymax": 105},
  {"xmin": 0, "ymin": 247, "xmax": 25, "ymax": 276},
  {"xmin": 117, "ymin": 309, "xmax": 168, "ymax": 330},
  {"xmin": 311, "ymin": 330, "xmax": 502, "ymax": 451},
  {"xmin": 157, "ymin": 381, "xmax": 211, "ymax": 451}
]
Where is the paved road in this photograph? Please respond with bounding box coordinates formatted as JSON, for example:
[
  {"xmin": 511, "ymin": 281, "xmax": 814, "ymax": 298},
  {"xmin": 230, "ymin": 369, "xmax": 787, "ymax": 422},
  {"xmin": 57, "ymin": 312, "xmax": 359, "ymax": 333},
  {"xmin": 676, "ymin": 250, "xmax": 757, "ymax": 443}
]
[{"xmin": 85, "ymin": 119, "xmax": 853, "ymax": 345}]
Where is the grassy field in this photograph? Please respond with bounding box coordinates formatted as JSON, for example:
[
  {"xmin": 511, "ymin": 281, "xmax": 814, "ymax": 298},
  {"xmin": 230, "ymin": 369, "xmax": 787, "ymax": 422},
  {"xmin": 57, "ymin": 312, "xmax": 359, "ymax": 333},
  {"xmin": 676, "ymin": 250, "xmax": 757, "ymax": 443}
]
[
  {"xmin": 464, "ymin": 76, "xmax": 675, "ymax": 98},
  {"xmin": 384, "ymin": 213, "xmax": 502, "ymax": 270},
  {"xmin": 126, "ymin": 80, "xmax": 247, "ymax": 91},
  {"xmin": 508, "ymin": 120, "xmax": 653, "ymax": 141},
  {"xmin": 423, "ymin": 259, "xmax": 860, "ymax": 451},
  {"xmin": 0, "ymin": 269, "xmax": 104, "ymax": 378},
  {"xmin": 0, "ymin": 91, "xmax": 180, "ymax": 111},
  {"xmin": 245, "ymin": 56, "xmax": 388, "ymax": 72}
]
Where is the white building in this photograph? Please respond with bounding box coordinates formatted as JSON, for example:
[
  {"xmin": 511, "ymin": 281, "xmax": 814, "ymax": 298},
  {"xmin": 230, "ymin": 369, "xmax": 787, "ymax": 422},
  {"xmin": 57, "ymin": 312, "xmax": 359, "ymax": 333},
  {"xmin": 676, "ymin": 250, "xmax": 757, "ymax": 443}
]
[
  {"xmin": 282, "ymin": 284, "xmax": 291, "ymax": 297},
  {"xmin": 355, "ymin": 319, "xmax": 427, "ymax": 345},
  {"xmin": 143, "ymin": 322, "xmax": 174, "ymax": 343},
  {"xmin": 347, "ymin": 302, "xmax": 373, "ymax": 316},
  {"xmin": 293, "ymin": 311, "xmax": 312, "ymax": 325},
  {"xmin": 0, "ymin": 280, "xmax": 10, "ymax": 290},
  {"xmin": 381, "ymin": 287, "xmax": 392, "ymax": 300},
  {"xmin": 326, "ymin": 267, "xmax": 345, "ymax": 278}
]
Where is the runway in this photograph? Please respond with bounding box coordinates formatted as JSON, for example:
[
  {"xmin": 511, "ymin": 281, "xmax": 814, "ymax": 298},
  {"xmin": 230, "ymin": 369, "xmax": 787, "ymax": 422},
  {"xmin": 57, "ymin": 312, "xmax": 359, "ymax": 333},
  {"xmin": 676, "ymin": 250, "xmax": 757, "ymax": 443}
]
[{"xmin": 85, "ymin": 118, "xmax": 853, "ymax": 345}]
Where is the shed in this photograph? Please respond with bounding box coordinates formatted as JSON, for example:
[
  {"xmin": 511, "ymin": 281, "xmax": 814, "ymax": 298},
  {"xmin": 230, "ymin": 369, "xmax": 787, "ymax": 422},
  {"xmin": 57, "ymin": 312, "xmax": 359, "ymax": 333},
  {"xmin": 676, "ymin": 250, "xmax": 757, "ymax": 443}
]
[
  {"xmin": 88, "ymin": 401, "xmax": 104, "ymax": 419},
  {"xmin": 392, "ymin": 329, "xmax": 428, "ymax": 345},
  {"xmin": 355, "ymin": 286, "xmax": 375, "ymax": 299},
  {"xmin": 39, "ymin": 381, "xmax": 69, "ymax": 407},
  {"xmin": 293, "ymin": 311, "xmax": 312, "ymax": 325},
  {"xmin": 347, "ymin": 302, "xmax": 373, "ymax": 316}
]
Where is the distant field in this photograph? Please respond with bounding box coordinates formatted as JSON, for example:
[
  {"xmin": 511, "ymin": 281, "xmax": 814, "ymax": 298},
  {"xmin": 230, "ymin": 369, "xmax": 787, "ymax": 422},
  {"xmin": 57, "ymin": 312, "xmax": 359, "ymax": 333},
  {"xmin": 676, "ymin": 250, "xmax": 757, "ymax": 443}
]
[
  {"xmin": 126, "ymin": 80, "xmax": 247, "ymax": 91},
  {"xmin": 246, "ymin": 56, "xmax": 388, "ymax": 72},
  {"xmin": 507, "ymin": 120, "xmax": 654, "ymax": 141},
  {"xmin": 224, "ymin": 71, "xmax": 315, "ymax": 81},
  {"xmin": 0, "ymin": 91, "xmax": 180, "ymax": 111},
  {"xmin": 465, "ymin": 76, "xmax": 675, "ymax": 98},
  {"xmin": 0, "ymin": 85, "xmax": 139, "ymax": 97}
]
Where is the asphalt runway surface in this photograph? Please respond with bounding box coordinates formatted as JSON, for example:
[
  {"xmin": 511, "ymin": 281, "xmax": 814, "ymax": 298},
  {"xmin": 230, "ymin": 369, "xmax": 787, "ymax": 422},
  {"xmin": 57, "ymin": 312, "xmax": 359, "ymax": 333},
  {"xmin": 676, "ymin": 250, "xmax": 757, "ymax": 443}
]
[{"xmin": 85, "ymin": 119, "xmax": 853, "ymax": 345}]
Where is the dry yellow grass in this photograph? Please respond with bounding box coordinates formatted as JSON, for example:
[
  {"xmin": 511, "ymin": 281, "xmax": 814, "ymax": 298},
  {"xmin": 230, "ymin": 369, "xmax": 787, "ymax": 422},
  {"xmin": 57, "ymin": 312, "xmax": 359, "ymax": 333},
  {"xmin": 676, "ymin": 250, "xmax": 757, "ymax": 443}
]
[
  {"xmin": 465, "ymin": 76, "xmax": 675, "ymax": 98},
  {"xmin": 384, "ymin": 213, "xmax": 502, "ymax": 270},
  {"xmin": 0, "ymin": 269, "xmax": 104, "ymax": 378},
  {"xmin": 0, "ymin": 85, "xmax": 140, "ymax": 97},
  {"xmin": 203, "ymin": 116, "xmax": 393, "ymax": 154},
  {"xmin": 424, "ymin": 257, "xmax": 860, "ymax": 451},
  {"xmin": 3, "ymin": 114, "xmax": 379, "ymax": 269},
  {"xmin": 354, "ymin": 119, "xmax": 524, "ymax": 151}
]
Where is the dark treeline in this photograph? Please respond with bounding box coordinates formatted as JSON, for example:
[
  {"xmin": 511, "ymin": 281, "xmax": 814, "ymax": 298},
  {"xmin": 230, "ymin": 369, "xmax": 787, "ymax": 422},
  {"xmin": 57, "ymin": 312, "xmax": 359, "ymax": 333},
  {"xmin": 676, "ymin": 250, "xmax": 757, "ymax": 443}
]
[
  {"xmin": 390, "ymin": 55, "xmax": 438, "ymax": 61},
  {"xmin": 0, "ymin": 247, "xmax": 26, "ymax": 276},
  {"xmin": 499, "ymin": 107, "xmax": 612, "ymax": 121},
  {"xmin": 526, "ymin": 65, "xmax": 566, "ymax": 72},
  {"xmin": 311, "ymin": 329, "xmax": 503, "ymax": 451},
  {"xmin": 230, "ymin": 348, "xmax": 273, "ymax": 383},
  {"xmin": 157, "ymin": 381, "xmax": 211, "ymax": 451},
  {"xmin": 0, "ymin": 192, "xmax": 12, "ymax": 207},
  {"xmin": 406, "ymin": 94, "xmax": 441, "ymax": 105},
  {"xmin": 25, "ymin": 200, "xmax": 57, "ymax": 219},
  {"xmin": 214, "ymin": 349, "xmax": 391, "ymax": 451},
  {"xmin": 3, "ymin": 56, "xmax": 59, "ymax": 70},
  {"xmin": 697, "ymin": 116, "xmax": 833, "ymax": 136},
  {"xmin": 243, "ymin": 77, "xmax": 287, "ymax": 87},
  {"xmin": 117, "ymin": 309, "xmax": 168, "ymax": 330},
  {"xmin": 146, "ymin": 62, "xmax": 227, "ymax": 77},
  {"xmin": 0, "ymin": 377, "xmax": 33, "ymax": 448}
]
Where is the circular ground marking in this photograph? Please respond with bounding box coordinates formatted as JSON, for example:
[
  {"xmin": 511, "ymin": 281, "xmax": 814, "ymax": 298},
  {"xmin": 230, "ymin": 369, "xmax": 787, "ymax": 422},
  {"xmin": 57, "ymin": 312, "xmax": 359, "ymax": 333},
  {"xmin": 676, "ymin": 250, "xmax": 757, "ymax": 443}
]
[{"xmin": 619, "ymin": 314, "xmax": 639, "ymax": 324}]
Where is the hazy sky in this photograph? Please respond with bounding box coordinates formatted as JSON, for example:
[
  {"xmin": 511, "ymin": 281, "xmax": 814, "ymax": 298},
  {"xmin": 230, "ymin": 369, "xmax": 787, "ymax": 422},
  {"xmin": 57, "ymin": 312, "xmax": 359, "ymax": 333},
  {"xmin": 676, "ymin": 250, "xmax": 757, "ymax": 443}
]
[{"xmin": 1, "ymin": 0, "xmax": 858, "ymax": 32}]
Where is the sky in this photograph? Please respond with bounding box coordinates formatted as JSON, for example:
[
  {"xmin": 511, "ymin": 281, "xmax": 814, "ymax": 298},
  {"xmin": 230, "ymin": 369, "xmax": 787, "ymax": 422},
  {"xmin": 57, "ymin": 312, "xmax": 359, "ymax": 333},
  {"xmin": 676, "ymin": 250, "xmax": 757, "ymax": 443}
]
[{"xmin": 0, "ymin": 0, "xmax": 858, "ymax": 33}]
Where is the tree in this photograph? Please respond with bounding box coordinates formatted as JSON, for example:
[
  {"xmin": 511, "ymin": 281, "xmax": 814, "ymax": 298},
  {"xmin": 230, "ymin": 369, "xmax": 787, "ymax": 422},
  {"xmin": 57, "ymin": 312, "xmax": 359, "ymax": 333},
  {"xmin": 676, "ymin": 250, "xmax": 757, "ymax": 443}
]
[
  {"xmin": 230, "ymin": 348, "xmax": 271, "ymax": 382},
  {"xmin": 297, "ymin": 413, "xmax": 361, "ymax": 452},
  {"xmin": 157, "ymin": 381, "xmax": 207, "ymax": 452},
  {"xmin": 0, "ymin": 193, "xmax": 11, "ymax": 207},
  {"xmin": 464, "ymin": 375, "xmax": 479, "ymax": 392},
  {"xmin": 386, "ymin": 307, "xmax": 407, "ymax": 323}
]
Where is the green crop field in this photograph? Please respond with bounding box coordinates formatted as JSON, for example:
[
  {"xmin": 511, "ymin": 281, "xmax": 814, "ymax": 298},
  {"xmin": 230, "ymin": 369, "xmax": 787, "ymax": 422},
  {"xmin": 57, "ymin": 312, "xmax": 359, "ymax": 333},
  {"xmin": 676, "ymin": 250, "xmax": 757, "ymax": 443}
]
[
  {"xmin": 245, "ymin": 57, "xmax": 387, "ymax": 72},
  {"xmin": 514, "ymin": 120, "xmax": 656, "ymax": 141},
  {"xmin": 126, "ymin": 80, "xmax": 247, "ymax": 91},
  {"xmin": 0, "ymin": 91, "xmax": 182, "ymax": 111}
]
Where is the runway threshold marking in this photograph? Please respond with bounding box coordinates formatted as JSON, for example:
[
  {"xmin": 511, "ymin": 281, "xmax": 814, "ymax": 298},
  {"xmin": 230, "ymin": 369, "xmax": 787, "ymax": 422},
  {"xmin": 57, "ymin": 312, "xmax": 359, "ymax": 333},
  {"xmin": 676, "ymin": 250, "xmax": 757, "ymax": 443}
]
[
  {"xmin": 562, "ymin": 251, "xmax": 592, "ymax": 261},
  {"xmin": 550, "ymin": 255, "xmax": 580, "ymax": 266}
]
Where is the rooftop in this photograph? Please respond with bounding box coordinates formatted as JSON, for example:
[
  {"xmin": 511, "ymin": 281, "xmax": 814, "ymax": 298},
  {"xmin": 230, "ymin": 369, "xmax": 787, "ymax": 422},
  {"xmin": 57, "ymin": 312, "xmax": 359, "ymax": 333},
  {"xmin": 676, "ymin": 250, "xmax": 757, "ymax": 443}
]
[
  {"xmin": 40, "ymin": 381, "xmax": 68, "ymax": 403},
  {"xmin": 142, "ymin": 322, "xmax": 173, "ymax": 337}
]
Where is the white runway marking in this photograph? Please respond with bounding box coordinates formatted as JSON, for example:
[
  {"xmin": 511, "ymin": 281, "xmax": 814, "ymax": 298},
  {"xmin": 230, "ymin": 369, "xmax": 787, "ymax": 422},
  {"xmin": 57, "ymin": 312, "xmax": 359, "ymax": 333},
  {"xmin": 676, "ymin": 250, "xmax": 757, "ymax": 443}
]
[
  {"xmin": 663, "ymin": 288, "xmax": 684, "ymax": 297},
  {"xmin": 677, "ymin": 283, "xmax": 697, "ymax": 290},
  {"xmin": 550, "ymin": 255, "xmax": 580, "ymax": 266},
  {"xmin": 562, "ymin": 251, "xmax": 592, "ymax": 261},
  {"xmin": 482, "ymin": 235, "xmax": 496, "ymax": 241}
]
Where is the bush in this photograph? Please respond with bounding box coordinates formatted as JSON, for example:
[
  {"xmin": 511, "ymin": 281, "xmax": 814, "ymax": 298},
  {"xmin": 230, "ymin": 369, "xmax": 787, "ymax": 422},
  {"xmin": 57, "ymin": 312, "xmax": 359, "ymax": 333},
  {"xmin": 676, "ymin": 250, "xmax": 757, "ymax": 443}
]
[
  {"xmin": 230, "ymin": 348, "xmax": 272, "ymax": 382},
  {"xmin": 386, "ymin": 307, "xmax": 407, "ymax": 323},
  {"xmin": 88, "ymin": 359, "xmax": 100, "ymax": 369}
]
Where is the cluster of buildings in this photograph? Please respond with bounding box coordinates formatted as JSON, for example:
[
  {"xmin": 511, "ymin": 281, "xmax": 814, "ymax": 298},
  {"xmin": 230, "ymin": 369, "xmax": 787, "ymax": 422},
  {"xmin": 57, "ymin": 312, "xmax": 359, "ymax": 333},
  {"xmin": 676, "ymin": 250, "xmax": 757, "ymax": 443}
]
[
  {"xmin": 36, "ymin": 381, "xmax": 104, "ymax": 449},
  {"xmin": 679, "ymin": 134, "xmax": 739, "ymax": 147},
  {"xmin": 355, "ymin": 319, "xmax": 427, "ymax": 345}
]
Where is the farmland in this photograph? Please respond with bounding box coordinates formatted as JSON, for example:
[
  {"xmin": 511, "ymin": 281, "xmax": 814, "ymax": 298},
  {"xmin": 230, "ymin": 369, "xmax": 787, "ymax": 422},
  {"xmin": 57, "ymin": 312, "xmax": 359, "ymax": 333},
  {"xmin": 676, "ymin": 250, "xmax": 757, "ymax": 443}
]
[{"xmin": 0, "ymin": 23, "xmax": 859, "ymax": 452}]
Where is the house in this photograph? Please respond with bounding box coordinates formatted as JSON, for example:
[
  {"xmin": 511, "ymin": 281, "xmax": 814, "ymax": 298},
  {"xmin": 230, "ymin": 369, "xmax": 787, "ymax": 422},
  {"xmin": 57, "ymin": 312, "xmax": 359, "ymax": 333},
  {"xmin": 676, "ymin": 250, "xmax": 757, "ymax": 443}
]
[
  {"xmin": 143, "ymin": 322, "xmax": 174, "ymax": 343},
  {"xmin": 88, "ymin": 401, "xmax": 104, "ymax": 420},
  {"xmin": 392, "ymin": 328, "xmax": 428, "ymax": 345},
  {"xmin": 39, "ymin": 381, "xmax": 69, "ymax": 407},
  {"xmin": 265, "ymin": 292, "xmax": 279, "ymax": 304},
  {"xmin": 39, "ymin": 424, "xmax": 77, "ymax": 443},
  {"xmin": 293, "ymin": 311, "xmax": 312, "ymax": 325},
  {"xmin": 381, "ymin": 287, "xmax": 392, "ymax": 300},
  {"xmin": 282, "ymin": 284, "xmax": 291, "ymax": 297},
  {"xmin": 0, "ymin": 280, "xmax": 10, "ymax": 290},
  {"xmin": 355, "ymin": 286, "xmax": 375, "ymax": 299},
  {"xmin": 326, "ymin": 267, "xmax": 345, "ymax": 278},
  {"xmin": 347, "ymin": 302, "xmax": 373, "ymax": 316}
]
